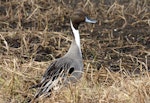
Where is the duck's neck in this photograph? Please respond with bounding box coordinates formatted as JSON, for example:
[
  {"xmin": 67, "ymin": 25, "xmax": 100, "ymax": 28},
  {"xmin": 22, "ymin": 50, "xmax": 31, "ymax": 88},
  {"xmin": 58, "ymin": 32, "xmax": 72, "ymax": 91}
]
[{"xmin": 70, "ymin": 20, "xmax": 81, "ymax": 50}]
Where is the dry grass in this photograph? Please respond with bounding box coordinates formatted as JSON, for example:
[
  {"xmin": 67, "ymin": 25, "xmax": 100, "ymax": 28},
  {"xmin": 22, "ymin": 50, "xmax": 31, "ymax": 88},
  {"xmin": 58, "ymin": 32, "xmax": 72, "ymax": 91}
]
[{"xmin": 0, "ymin": 0, "xmax": 150, "ymax": 103}]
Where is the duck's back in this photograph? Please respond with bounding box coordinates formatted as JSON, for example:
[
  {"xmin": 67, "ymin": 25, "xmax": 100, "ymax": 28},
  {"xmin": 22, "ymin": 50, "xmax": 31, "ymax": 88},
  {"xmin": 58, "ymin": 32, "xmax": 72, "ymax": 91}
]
[
  {"xmin": 43, "ymin": 56, "xmax": 83, "ymax": 83},
  {"xmin": 33, "ymin": 57, "xmax": 83, "ymax": 98}
]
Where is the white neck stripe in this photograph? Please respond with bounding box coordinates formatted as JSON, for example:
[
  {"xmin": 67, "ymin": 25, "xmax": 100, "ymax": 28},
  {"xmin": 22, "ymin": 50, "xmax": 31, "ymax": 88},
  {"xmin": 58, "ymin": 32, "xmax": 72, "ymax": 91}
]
[{"xmin": 70, "ymin": 20, "xmax": 81, "ymax": 50}]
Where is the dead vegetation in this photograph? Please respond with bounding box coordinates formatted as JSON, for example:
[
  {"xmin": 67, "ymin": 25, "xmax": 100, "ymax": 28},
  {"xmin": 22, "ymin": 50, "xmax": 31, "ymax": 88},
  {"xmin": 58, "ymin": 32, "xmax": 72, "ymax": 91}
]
[{"xmin": 0, "ymin": 0, "xmax": 150, "ymax": 103}]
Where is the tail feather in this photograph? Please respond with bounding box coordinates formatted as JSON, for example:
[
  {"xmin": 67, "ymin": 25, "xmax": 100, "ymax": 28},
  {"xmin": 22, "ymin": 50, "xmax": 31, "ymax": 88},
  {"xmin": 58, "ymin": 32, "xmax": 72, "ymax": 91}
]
[
  {"xmin": 33, "ymin": 79, "xmax": 54, "ymax": 99},
  {"xmin": 34, "ymin": 88, "xmax": 52, "ymax": 99}
]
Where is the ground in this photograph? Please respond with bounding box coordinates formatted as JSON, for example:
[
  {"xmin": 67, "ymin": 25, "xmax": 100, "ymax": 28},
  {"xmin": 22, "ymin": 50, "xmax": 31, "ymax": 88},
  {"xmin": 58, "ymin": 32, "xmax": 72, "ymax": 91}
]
[{"xmin": 0, "ymin": 0, "xmax": 150, "ymax": 103}]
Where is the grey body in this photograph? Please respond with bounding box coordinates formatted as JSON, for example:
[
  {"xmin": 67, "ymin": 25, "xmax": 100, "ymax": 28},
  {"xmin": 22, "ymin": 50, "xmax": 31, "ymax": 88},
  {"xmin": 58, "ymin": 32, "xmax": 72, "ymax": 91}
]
[
  {"xmin": 34, "ymin": 40, "xmax": 83, "ymax": 98},
  {"xmin": 44, "ymin": 39, "xmax": 83, "ymax": 83}
]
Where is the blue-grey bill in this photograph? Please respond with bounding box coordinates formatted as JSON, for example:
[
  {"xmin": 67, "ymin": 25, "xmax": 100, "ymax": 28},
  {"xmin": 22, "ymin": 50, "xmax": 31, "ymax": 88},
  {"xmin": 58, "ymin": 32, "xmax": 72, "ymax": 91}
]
[{"xmin": 85, "ymin": 17, "xmax": 97, "ymax": 23}]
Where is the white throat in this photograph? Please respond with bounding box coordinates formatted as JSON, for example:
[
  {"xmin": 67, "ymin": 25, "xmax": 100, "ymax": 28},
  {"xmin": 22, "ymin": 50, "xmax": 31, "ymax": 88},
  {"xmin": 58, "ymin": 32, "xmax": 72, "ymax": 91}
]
[{"xmin": 70, "ymin": 20, "xmax": 81, "ymax": 49}]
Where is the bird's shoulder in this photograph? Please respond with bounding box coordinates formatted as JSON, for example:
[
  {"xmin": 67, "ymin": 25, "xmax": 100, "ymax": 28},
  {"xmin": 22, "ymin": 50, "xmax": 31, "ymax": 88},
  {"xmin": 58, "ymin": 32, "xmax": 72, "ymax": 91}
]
[{"xmin": 43, "ymin": 57, "xmax": 80, "ymax": 77}]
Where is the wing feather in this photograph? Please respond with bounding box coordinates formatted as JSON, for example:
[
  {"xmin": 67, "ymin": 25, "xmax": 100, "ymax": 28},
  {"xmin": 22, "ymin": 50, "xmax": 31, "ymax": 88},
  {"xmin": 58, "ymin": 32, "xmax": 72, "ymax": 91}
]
[{"xmin": 33, "ymin": 57, "xmax": 75, "ymax": 99}]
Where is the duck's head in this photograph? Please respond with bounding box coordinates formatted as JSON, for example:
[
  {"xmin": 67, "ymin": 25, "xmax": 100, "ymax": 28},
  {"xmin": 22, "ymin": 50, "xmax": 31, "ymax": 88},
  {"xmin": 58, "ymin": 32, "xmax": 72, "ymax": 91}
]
[{"xmin": 70, "ymin": 10, "xmax": 97, "ymax": 30}]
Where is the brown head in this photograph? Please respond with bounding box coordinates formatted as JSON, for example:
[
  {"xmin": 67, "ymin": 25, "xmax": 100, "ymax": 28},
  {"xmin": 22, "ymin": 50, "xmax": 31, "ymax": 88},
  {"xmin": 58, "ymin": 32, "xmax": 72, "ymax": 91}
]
[{"xmin": 70, "ymin": 10, "xmax": 97, "ymax": 30}]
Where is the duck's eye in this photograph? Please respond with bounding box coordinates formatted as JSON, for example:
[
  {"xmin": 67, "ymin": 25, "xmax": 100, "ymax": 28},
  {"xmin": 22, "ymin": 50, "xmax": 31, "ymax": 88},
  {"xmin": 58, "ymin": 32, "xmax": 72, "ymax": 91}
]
[{"xmin": 68, "ymin": 67, "xmax": 74, "ymax": 74}]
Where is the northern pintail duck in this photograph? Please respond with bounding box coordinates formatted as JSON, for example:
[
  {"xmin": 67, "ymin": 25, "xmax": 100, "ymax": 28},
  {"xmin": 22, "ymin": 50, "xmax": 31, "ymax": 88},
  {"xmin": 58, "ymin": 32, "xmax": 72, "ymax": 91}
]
[{"xmin": 31, "ymin": 9, "xmax": 97, "ymax": 100}]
